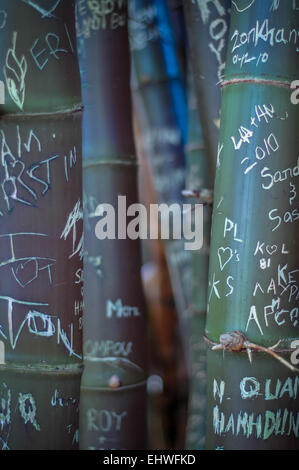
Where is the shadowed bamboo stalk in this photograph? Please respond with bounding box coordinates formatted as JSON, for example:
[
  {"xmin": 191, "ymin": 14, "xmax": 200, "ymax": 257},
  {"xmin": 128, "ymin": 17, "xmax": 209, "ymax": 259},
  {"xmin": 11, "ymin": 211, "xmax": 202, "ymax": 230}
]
[
  {"xmin": 183, "ymin": 1, "xmax": 231, "ymax": 450},
  {"xmin": 129, "ymin": 0, "xmax": 190, "ymax": 447},
  {"xmin": 184, "ymin": 66, "xmax": 211, "ymax": 450},
  {"xmin": 142, "ymin": 234, "xmax": 186, "ymax": 449},
  {"xmin": 129, "ymin": 0, "xmax": 191, "ymax": 350},
  {"xmin": 76, "ymin": 0, "xmax": 148, "ymax": 450},
  {"xmin": 205, "ymin": 0, "xmax": 299, "ymax": 450},
  {"xmin": 166, "ymin": 0, "xmax": 187, "ymax": 82},
  {"xmin": 0, "ymin": 0, "xmax": 83, "ymax": 450},
  {"xmin": 135, "ymin": 122, "xmax": 188, "ymax": 448},
  {"xmin": 184, "ymin": 0, "xmax": 231, "ymax": 181}
]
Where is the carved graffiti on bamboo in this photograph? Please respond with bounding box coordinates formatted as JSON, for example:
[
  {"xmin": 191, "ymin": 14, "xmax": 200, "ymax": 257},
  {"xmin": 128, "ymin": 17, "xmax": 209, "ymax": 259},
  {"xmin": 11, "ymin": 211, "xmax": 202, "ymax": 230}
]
[
  {"xmin": 0, "ymin": 126, "xmax": 78, "ymax": 215},
  {"xmin": 0, "ymin": 233, "xmax": 55, "ymax": 288},
  {"xmin": 60, "ymin": 199, "xmax": 83, "ymax": 260},
  {"xmin": 3, "ymin": 32, "xmax": 27, "ymax": 110}
]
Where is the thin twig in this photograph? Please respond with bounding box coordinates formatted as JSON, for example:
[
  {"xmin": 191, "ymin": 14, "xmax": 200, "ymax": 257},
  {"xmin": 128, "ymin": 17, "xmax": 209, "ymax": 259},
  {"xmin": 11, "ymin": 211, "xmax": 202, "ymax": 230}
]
[{"xmin": 211, "ymin": 330, "xmax": 299, "ymax": 373}]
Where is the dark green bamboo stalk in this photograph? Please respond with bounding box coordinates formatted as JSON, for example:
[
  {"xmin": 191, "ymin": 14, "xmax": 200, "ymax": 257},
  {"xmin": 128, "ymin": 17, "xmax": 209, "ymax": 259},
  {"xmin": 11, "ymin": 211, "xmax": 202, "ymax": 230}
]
[
  {"xmin": 205, "ymin": 0, "xmax": 299, "ymax": 450},
  {"xmin": 184, "ymin": 0, "xmax": 231, "ymax": 180},
  {"xmin": 183, "ymin": 1, "xmax": 231, "ymax": 450},
  {"xmin": 129, "ymin": 0, "xmax": 191, "ymax": 342},
  {"xmin": 166, "ymin": 0, "xmax": 187, "ymax": 81},
  {"xmin": 76, "ymin": 0, "xmax": 148, "ymax": 450},
  {"xmin": 0, "ymin": 0, "xmax": 83, "ymax": 450},
  {"xmin": 184, "ymin": 67, "xmax": 211, "ymax": 450}
]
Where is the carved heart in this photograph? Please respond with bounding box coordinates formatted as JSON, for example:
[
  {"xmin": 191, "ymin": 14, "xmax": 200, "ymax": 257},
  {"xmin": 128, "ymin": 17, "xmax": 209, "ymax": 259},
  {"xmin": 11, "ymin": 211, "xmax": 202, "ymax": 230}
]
[
  {"xmin": 218, "ymin": 247, "xmax": 233, "ymax": 271},
  {"xmin": 12, "ymin": 258, "xmax": 38, "ymax": 288},
  {"xmin": 266, "ymin": 245, "xmax": 277, "ymax": 255}
]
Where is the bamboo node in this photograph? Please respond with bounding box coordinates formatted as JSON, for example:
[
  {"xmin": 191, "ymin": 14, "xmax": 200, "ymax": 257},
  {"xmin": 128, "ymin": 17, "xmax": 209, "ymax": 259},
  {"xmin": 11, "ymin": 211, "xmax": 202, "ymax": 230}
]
[{"xmin": 211, "ymin": 330, "xmax": 299, "ymax": 373}]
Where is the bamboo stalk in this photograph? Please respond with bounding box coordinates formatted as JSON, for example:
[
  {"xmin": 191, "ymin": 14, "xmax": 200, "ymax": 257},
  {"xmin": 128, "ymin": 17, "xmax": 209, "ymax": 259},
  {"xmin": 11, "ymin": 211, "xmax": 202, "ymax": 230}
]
[
  {"xmin": 129, "ymin": 1, "xmax": 190, "ymax": 447},
  {"xmin": 142, "ymin": 237, "xmax": 185, "ymax": 450},
  {"xmin": 205, "ymin": 0, "xmax": 299, "ymax": 450},
  {"xmin": 76, "ymin": 0, "xmax": 148, "ymax": 450},
  {"xmin": 165, "ymin": 0, "xmax": 187, "ymax": 82},
  {"xmin": 184, "ymin": 66, "xmax": 211, "ymax": 450},
  {"xmin": 183, "ymin": 1, "xmax": 231, "ymax": 450},
  {"xmin": 183, "ymin": 0, "xmax": 231, "ymax": 180},
  {"xmin": 136, "ymin": 116, "xmax": 185, "ymax": 449},
  {"xmin": 129, "ymin": 0, "xmax": 191, "ymax": 345},
  {"xmin": 0, "ymin": 0, "xmax": 83, "ymax": 450}
]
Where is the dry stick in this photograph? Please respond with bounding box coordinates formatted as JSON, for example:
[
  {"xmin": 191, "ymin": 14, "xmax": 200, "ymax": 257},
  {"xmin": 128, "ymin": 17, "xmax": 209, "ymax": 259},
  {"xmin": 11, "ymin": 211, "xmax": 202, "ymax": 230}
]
[{"xmin": 209, "ymin": 331, "xmax": 299, "ymax": 373}]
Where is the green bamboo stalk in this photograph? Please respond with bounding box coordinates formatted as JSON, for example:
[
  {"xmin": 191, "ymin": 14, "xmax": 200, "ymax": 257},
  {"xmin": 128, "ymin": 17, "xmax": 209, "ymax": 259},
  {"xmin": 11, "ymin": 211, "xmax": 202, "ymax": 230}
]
[
  {"xmin": 183, "ymin": 0, "xmax": 231, "ymax": 180},
  {"xmin": 205, "ymin": 0, "xmax": 299, "ymax": 450},
  {"xmin": 129, "ymin": 0, "xmax": 190, "ymax": 447},
  {"xmin": 183, "ymin": 1, "xmax": 231, "ymax": 450},
  {"xmin": 0, "ymin": 0, "xmax": 83, "ymax": 450},
  {"xmin": 184, "ymin": 67, "xmax": 211, "ymax": 450},
  {"xmin": 76, "ymin": 0, "xmax": 148, "ymax": 450},
  {"xmin": 135, "ymin": 121, "xmax": 186, "ymax": 450},
  {"xmin": 129, "ymin": 0, "xmax": 191, "ymax": 343}
]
